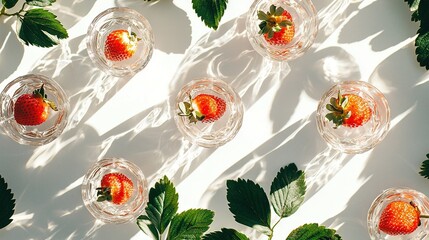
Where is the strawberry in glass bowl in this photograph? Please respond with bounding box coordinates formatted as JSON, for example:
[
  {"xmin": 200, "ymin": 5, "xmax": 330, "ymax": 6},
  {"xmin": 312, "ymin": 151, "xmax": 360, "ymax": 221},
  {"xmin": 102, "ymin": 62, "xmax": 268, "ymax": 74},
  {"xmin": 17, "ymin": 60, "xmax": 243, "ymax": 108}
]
[
  {"xmin": 81, "ymin": 158, "xmax": 148, "ymax": 224},
  {"xmin": 316, "ymin": 81, "xmax": 390, "ymax": 154},
  {"xmin": 0, "ymin": 74, "xmax": 69, "ymax": 146},
  {"xmin": 368, "ymin": 188, "xmax": 429, "ymax": 239},
  {"xmin": 246, "ymin": 0, "xmax": 318, "ymax": 61},
  {"xmin": 174, "ymin": 78, "xmax": 244, "ymax": 148},
  {"xmin": 86, "ymin": 7, "xmax": 154, "ymax": 77}
]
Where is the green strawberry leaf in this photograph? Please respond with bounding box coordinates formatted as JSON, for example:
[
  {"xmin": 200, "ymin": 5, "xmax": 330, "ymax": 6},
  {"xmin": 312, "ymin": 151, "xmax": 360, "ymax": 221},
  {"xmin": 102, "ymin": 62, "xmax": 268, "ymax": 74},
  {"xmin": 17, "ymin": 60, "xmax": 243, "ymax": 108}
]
[
  {"xmin": 226, "ymin": 179, "xmax": 272, "ymax": 236},
  {"xmin": 202, "ymin": 228, "xmax": 250, "ymax": 240},
  {"xmin": 18, "ymin": 8, "xmax": 68, "ymax": 47},
  {"xmin": 270, "ymin": 163, "xmax": 306, "ymax": 218},
  {"xmin": 0, "ymin": 175, "xmax": 15, "ymax": 229},
  {"xmin": 416, "ymin": 31, "xmax": 429, "ymax": 70},
  {"xmin": 2, "ymin": 0, "xmax": 18, "ymax": 9},
  {"xmin": 286, "ymin": 223, "xmax": 342, "ymax": 240},
  {"xmin": 419, "ymin": 153, "xmax": 429, "ymax": 179},
  {"xmin": 26, "ymin": 0, "xmax": 56, "ymax": 7},
  {"xmin": 192, "ymin": 0, "xmax": 227, "ymax": 30},
  {"xmin": 137, "ymin": 176, "xmax": 179, "ymax": 239},
  {"xmin": 166, "ymin": 209, "xmax": 214, "ymax": 240}
]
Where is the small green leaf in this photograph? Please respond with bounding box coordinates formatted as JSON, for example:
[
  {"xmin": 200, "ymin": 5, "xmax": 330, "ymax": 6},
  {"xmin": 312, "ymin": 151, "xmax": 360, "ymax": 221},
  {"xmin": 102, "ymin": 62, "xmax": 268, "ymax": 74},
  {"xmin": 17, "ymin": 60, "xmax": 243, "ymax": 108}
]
[
  {"xmin": 270, "ymin": 163, "xmax": 306, "ymax": 218},
  {"xmin": 2, "ymin": 0, "xmax": 18, "ymax": 9},
  {"xmin": 178, "ymin": 102, "xmax": 191, "ymax": 115},
  {"xmin": 26, "ymin": 0, "xmax": 56, "ymax": 7},
  {"xmin": 257, "ymin": 11, "xmax": 269, "ymax": 21},
  {"xmin": 269, "ymin": 5, "xmax": 276, "ymax": 15},
  {"xmin": 0, "ymin": 175, "xmax": 15, "ymax": 229},
  {"xmin": 286, "ymin": 223, "xmax": 342, "ymax": 240},
  {"xmin": 226, "ymin": 179, "xmax": 272, "ymax": 236},
  {"xmin": 419, "ymin": 154, "xmax": 429, "ymax": 179},
  {"xmin": 275, "ymin": 6, "xmax": 284, "ymax": 16},
  {"xmin": 167, "ymin": 209, "xmax": 214, "ymax": 240},
  {"xmin": 202, "ymin": 228, "xmax": 250, "ymax": 240},
  {"xmin": 143, "ymin": 176, "xmax": 179, "ymax": 236},
  {"xmin": 18, "ymin": 8, "xmax": 68, "ymax": 47},
  {"xmin": 192, "ymin": 0, "xmax": 228, "ymax": 30}
]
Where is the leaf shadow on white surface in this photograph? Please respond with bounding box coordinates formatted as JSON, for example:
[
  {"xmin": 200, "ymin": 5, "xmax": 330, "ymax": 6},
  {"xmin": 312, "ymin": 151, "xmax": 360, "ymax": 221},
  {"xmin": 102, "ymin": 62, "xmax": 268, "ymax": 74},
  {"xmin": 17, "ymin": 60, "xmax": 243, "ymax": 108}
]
[
  {"xmin": 115, "ymin": 0, "xmax": 192, "ymax": 54},
  {"xmin": 337, "ymin": 0, "xmax": 417, "ymax": 52},
  {"xmin": 48, "ymin": 0, "xmax": 97, "ymax": 30},
  {"xmin": 0, "ymin": 17, "xmax": 24, "ymax": 83}
]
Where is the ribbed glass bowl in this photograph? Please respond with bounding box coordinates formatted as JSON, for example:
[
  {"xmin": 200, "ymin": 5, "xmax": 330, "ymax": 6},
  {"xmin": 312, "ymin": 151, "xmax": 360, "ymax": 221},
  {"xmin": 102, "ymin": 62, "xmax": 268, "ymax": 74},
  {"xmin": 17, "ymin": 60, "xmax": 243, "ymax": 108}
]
[
  {"xmin": 0, "ymin": 74, "xmax": 69, "ymax": 146},
  {"xmin": 86, "ymin": 7, "xmax": 154, "ymax": 77}
]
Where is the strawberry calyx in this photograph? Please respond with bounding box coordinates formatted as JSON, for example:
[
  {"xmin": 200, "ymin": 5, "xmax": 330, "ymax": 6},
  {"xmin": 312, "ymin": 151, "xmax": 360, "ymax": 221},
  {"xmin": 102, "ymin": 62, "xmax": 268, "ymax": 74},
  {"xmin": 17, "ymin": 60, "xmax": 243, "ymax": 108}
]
[
  {"xmin": 178, "ymin": 94, "xmax": 205, "ymax": 124},
  {"xmin": 34, "ymin": 84, "xmax": 58, "ymax": 111},
  {"xmin": 325, "ymin": 90, "xmax": 351, "ymax": 129},
  {"xmin": 96, "ymin": 187, "xmax": 113, "ymax": 202},
  {"xmin": 258, "ymin": 4, "xmax": 293, "ymax": 39}
]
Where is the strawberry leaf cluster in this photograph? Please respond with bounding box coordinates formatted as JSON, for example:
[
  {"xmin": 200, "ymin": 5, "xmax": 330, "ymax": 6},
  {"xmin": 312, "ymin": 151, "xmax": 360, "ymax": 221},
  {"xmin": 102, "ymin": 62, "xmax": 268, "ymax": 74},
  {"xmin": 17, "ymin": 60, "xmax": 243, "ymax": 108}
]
[
  {"xmin": 143, "ymin": 0, "xmax": 227, "ymax": 30},
  {"xmin": 221, "ymin": 163, "xmax": 341, "ymax": 240},
  {"xmin": 137, "ymin": 176, "xmax": 215, "ymax": 239},
  {"xmin": 137, "ymin": 164, "xmax": 342, "ymax": 240},
  {"xmin": 0, "ymin": 175, "xmax": 16, "ymax": 229},
  {"xmin": 0, "ymin": 0, "xmax": 68, "ymax": 47},
  {"xmin": 404, "ymin": 0, "xmax": 429, "ymax": 69}
]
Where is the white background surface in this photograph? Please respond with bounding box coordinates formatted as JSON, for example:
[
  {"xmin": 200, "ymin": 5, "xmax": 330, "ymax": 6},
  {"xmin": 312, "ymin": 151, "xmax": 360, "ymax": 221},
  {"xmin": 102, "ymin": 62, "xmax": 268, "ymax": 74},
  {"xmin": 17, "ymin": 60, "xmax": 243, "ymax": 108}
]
[{"xmin": 1, "ymin": 0, "xmax": 429, "ymax": 239}]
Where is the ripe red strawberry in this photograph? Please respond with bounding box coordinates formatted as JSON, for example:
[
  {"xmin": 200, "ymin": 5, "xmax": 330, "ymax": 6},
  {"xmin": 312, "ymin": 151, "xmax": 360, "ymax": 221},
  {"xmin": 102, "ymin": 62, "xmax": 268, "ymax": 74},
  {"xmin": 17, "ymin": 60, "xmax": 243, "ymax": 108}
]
[
  {"xmin": 14, "ymin": 85, "xmax": 58, "ymax": 126},
  {"xmin": 97, "ymin": 172, "xmax": 133, "ymax": 205},
  {"xmin": 325, "ymin": 91, "xmax": 372, "ymax": 128},
  {"xmin": 258, "ymin": 4, "xmax": 295, "ymax": 45},
  {"xmin": 178, "ymin": 94, "xmax": 226, "ymax": 123},
  {"xmin": 104, "ymin": 29, "xmax": 140, "ymax": 61},
  {"xmin": 379, "ymin": 201, "xmax": 423, "ymax": 235}
]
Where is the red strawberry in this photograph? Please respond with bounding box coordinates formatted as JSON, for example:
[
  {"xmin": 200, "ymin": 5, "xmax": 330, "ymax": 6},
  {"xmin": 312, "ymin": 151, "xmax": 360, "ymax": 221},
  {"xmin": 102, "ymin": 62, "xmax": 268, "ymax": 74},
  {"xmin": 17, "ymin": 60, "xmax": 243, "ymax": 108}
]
[
  {"xmin": 104, "ymin": 29, "xmax": 140, "ymax": 61},
  {"xmin": 325, "ymin": 91, "xmax": 372, "ymax": 128},
  {"xmin": 14, "ymin": 84, "xmax": 58, "ymax": 126},
  {"xmin": 97, "ymin": 172, "xmax": 133, "ymax": 205},
  {"xmin": 258, "ymin": 4, "xmax": 295, "ymax": 45},
  {"xmin": 178, "ymin": 94, "xmax": 226, "ymax": 123},
  {"xmin": 378, "ymin": 201, "xmax": 424, "ymax": 235}
]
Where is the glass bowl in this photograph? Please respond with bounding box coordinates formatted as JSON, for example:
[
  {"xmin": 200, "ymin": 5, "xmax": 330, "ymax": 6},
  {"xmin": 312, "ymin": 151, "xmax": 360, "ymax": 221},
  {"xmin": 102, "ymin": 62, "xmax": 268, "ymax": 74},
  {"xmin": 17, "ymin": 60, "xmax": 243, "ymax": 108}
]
[
  {"xmin": 368, "ymin": 188, "xmax": 429, "ymax": 239},
  {"xmin": 246, "ymin": 0, "xmax": 318, "ymax": 61},
  {"xmin": 0, "ymin": 74, "xmax": 69, "ymax": 146},
  {"xmin": 81, "ymin": 158, "xmax": 148, "ymax": 224},
  {"xmin": 174, "ymin": 78, "xmax": 244, "ymax": 148},
  {"xmin": 86, "ymin": 7, "xmax": 154, "ymax": 77},
  {"xmin": 316, "ymin": 80, "xmax": 390, "ymax": 154}
]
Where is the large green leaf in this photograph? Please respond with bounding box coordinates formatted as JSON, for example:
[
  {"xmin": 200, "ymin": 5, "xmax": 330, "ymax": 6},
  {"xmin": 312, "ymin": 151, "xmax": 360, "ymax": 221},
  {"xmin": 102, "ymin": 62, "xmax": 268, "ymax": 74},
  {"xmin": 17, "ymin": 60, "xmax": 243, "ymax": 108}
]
[
  {"xmin": 192, "ymin": 0, "xmax": 228, "ymax": 30},
  {"xmin": 417, "ymin": 0, "xmax": 429, "ymax": 31},
  {"xmin": 167, "ymin": 209, "xmax": 214, "ymax": 240},
  {"xmin": 26, "ymin": 0, "xmax": 56, "ymax": 7},
  {"xmin": 226, "ymin": 179, "xmax": 272, "ymax": 236},
  {"xmin": 270, "ymin": 163, "xmax": 306, "ymax": 218},
  {"xmin": 0, "ymin": 175, "xmax": 15, "ymax": 229},
  {"xmin": 202, "ymin": 228, "xmax": 250, "ymax": 240},
  {"xmin": 416, "ymin": 31, "xmax": 429, "ymax": 70},
  {"xmin": 18, "ymin": 8, "xmax": 68, "ymax": 47},
  {"xmin": 2, "ymin": 0, "xmax": 18, "ymax": 9},
  {"xmin": 286, "ymin": 223, "xmax": 342, "ymax": 240},
  {"xmin": 137, "ymin": 176, "xmax": 179, "ymax": 239},
  {"xmin": 419, "ymin": 153, "xmax": 429, "ymax": 178}
]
